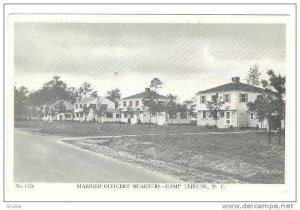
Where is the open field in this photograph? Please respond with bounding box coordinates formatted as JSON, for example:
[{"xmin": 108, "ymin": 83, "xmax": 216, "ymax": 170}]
[
  {"xmin": 15, "ymin": 120, "xmax": 285, "ymax": 183},
  {"xmin": 14, "ymin": 120, "xmax": 244, "ymax": 136}
]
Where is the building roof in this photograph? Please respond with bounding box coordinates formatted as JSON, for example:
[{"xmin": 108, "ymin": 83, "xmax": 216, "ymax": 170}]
[
  {"xmin": 75, "ymin": 97, "xmax": 98, "ymax": 104},
  {"xmin": 122, "ymin": 91, "xmax": 167, "ymax": 100},
  {"xmin": 53, "ymin": 100, "xmax": 74, "ymax": 110},
  {"xmin": 197, "ymin": 82, "xmax": 265, "ymax": 94}
]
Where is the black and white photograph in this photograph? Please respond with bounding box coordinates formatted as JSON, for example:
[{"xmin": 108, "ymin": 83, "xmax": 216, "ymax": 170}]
[
  {"xmin": 2, "ymin": 3, "xmax": 297, "ymax": 205},
  {"xmin": 13, "ymin": 20, "xmax": 287, "ymax": 184}
]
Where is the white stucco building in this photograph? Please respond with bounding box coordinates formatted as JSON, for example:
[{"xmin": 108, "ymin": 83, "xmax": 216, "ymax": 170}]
[
  {"xmin": 74, "ymin": 96, "xmax": 118, "ymax": 122},
  {"xmin": 120, "ymin": 88, "xmax": 167, "ymax": 124},
  {"xmin": 196, "ymin": 77, "xmax": 267, "ymax": 129},
  {"xmin": 42, "ymin": 100, "xmax": 74, "ymax": 121}
]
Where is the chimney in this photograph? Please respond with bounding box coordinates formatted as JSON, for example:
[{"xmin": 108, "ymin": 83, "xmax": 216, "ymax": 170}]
[
  {"xmin": 232, "ymin": 77, "xmax": 240, "ymax": 83},
  {"xmin": 145, "ymin": 88, "xmax": 150, "ymax": 92}
]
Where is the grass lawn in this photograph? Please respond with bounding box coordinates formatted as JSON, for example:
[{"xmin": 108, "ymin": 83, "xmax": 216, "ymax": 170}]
[
  {"xmin": 15, "ymin": 120, "xmax": 285, "ymax": 183},
  {"xmin": 14, "ymin": 120, "xmax": 240, "ymax": 136}
]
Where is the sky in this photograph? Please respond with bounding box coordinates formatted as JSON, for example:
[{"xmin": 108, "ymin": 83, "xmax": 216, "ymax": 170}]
[{"xmin": 14, "ymin": 22, "xmax": 286, "ymax": 101}]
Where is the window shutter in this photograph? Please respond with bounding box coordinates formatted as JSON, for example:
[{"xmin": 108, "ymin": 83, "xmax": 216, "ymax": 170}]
[
  {"xmin": 228, "ymin": 94, "xmax": 231, "ymax": 103},
  {"xmin": 245, "ymin": 94, "xmax": 248, "ymax": 102},
  {"xmin": 239, "ymin": 93, "xmax": 242, "ymax": 103},
  {"xmin": 200, "ymin": 96, "xmax": 203, "ymax": 103}
]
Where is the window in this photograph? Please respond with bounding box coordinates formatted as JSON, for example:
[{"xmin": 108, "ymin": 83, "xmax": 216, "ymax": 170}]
[
  {"xmin": 129, "ymin": 101, "xmax": 133, "ymax": 106},
  {"xmin": 200, "ymin": 95, "xmax": 206, "ymax": 104},
  {"xmin": 250, "ymin": 112, "xmax": 254, "ymax": 120},
  {"xmin": 124, "ymin": 113, "xmax": 128, "ymax": 118},
  {"xmin": 226, "ymin": 111, "xmax": 231, "ymax": 124},
  {"xmin": 224, "ymin": 94, "xmax": 230, "ymax": 103},
  {"xmin": 106, "ymin": 112, "xmax": 113, "ymax": 118},
  {"xmin": 116, "ymin": 114, "xmax": 121, "ymax": 118},
  {"xmin": 240, "ymin": 93, "xmax": 248, "ymax": 103},
  {"xmin": 123, "ymin": 101, "xmax": 127, "ymax": 107},
  {"xmin": 76, "ymin": 113, "xmax": 79, "ymax": 117},
  {"xmin": 75, "ymin": 104, "xmax": 78, "ymax": 109},
  {"xmin": 158, "ymin": 101, "xmax": 165, "ymax": 106},
  {"xmin": 135, "ymin": 100, "xmax": 139, "ymax": 106},
  {"xmin": 80, "ymin": 113, "xmax": 83, "ymax": 117},
  {"xmin": 130, "ymin": 114, "xmax": 134, "ymax": 118},
  {"xmin": 80, "ymin": 104, "xmax": 83, "ymax": 108},
  {"xmin": 203, "ymin": 111, "xmax": 207, "ymax": 119},
  {"xmin": 101, "ymin": 104, "xmax": 108, "ymax": 110},
  {"xmin": 180, "ymin": 112, "xmax": 187, "ymax": 119},
  {"xmin": 211, "ymin": 95, "xmax": 218, "ymax": 103}
]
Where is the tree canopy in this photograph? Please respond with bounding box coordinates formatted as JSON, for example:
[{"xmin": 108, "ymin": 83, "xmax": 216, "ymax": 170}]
[
  {"xmin": 106, "ymin": 88, "xmax": 121, "ymax": 108},
  {"xmin": 245, "ymin": 64, "xmax": 261, "ymax": 86}
]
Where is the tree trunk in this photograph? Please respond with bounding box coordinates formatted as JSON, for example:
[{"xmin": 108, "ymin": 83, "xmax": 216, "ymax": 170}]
[
  {"xmin": 278, "ymin": 114, "xmax": 282, "ymax": 145},
  {"xmin": 268, "ymin": 119, "xmax": 271, "ymax": 145}
]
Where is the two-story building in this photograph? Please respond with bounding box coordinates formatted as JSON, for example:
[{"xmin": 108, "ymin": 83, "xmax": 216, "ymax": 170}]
[
  {"xmin": 42, "ymin": 100, "xmax": 74, "ymax": 121},
  {"xmin": 74, "ymin": 96, "xmax": 118, "ymax": 122},
  {"xmin": 120, "ymin": 88, "xmax": 167, "ymax": 124},
  {"xmin": 196, "ymin": 77, "xmax": 266, "ymax": 129}
]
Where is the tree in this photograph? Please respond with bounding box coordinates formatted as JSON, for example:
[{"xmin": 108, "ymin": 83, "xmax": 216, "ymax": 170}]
[
  {"xmin": 265, "ymin": 70, "xmax": 286, "ymax": 99},
  {"xmin": 78, "ymin": 82, "xmax": 93, "ymax": 99},
  {"xmin": 28, "ymin": 76, "xmax": 70, "ymax": 106},
  {"xmin": 42, "ymin": 76, "xmax": 69, "ymax": 102},
  {"xmin": 261, "ymin": 70, "xmax": 286, "ymax": 144},
  {"xmin": 14, "ymin": 86, "xmax": 29, "ymax": 119},
  {"xmin": 183, "ymin": 98, "xmax": 196, "ymax": 117},
  {"xmin": 248, "ymin": 92, "xmax": 282, "ymax": 144},
  {"xmin": 247, "ymin": 70, "xmax": 285, "ymax": 144},
  {"xmin": 48, "ymin": 106, "xmax": 56, "ymax": 122},
  {"xmin": 142, "ymin": 78, "xmax": 164, "ymax": 124},
  {"xmin": 82, "ymin": 104, "xmax": 90, "ymax": 121},
  {"xmin": 96, "ymin": 104, "xmax": 108, "ymax": 123},
  {"xmin": 67, "ymin": 87, "xmax": 79, "ymax": 104},
  {"xmin": 165, "ymin": 94, "xmax": 178, "ymax": 123},
  {"xmin": 247, "ymin": 95, "xmax": 268, "ymax": 129},
  {"xmin": 106, "ymin": 88, "xmax": 121, "ymax": 108},
  {"xmin": 54, "ymin": 101, "xmax": 67, "ymax": 120},
  {"xmin": 245, "ymin": 64, "xmax": 261, "ymax": 86},
  {"xmin": 149, "ymin": 78, "xmax": 163, "ymax": 91},
  {"xmin": 206, "ymin": 94, "xmax": 227, "ymax": 131},
  {"xmin": 91, "ymin": 91, "xmax": 98, "ymax": 97}
]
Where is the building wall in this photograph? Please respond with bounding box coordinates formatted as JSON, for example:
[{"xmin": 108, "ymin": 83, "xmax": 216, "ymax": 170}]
[
  {"xmin": 166, "ymin": 112, "xmax": 192, "ymax": 124},
  {"xmin": 197, "ymin": 110, "xmax": 236, "ymax": 128},
  {"xmin": 98, "ymin": 97, "xmax": 116, "ymax": 110},
  {"xmin": 197, "ymin": 109, "xmax": 267, "ymax": 129},
  {"xmin": 196, "ymin": 90, "xmax": 262, "ymax": 128},
  {"xmin": 73, "ymin": 97, "xmax": 115, "ymax": 121},
  {"xmin": 120, "ymin": 98, "xmax": 145, "ymax": 110},
  {"xmin": 120, "ymin": 98, "xmax": 166, "ymax": 111},
  {"xmin": 55, "ymin": 112, "xmax": 73, "ymax": 121},
  {"xmin": 98, "ymin": 112, "xmax": 121, "ymax": 123},
  {"xmin": 120, "ymin": 112, "xmax": 166, "ymax": 125},
  {"xmin": 196, "ymin": 91, "xmax": 259, "ymax": 111}
]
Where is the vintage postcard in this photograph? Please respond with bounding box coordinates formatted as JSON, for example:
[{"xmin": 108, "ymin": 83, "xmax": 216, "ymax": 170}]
[{"xmin": 2, "ymin": 3, "xmax": 297, "ymax": 204}]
